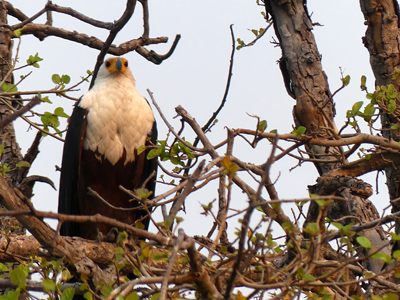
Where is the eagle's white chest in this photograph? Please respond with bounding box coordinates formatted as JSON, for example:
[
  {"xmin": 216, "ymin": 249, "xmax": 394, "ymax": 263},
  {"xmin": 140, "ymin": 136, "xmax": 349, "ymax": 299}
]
[{"xmin": 79, "ymin": 75, "xmax": 154, "ymax": 165}]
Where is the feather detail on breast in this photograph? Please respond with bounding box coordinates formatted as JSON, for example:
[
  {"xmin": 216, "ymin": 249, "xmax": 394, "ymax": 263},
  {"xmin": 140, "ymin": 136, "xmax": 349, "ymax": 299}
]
[{"xmin": 79, "ymin": 74, "xmax": 154, "ymax": 165}]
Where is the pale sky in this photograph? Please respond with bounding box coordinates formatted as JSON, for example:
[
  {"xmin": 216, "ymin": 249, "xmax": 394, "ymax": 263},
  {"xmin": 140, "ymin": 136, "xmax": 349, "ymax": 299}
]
[{"xmin": 7, "ymin": 1, "xmax": 382, "ymax": 239}]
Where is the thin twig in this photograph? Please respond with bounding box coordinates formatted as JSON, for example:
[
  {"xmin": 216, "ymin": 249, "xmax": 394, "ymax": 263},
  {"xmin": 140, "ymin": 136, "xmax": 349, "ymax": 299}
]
[
  {"xmin": 0, "ymin": 96, "xmax": 64, "ymax": 142},
  {"xmin": 90, "ymin": 0, "xmax": 137, "ymax": 88},
  {"xmin": 167, "ymin": 160, "xmax": 205, "ymax": 229},
  {"xmin": 10, "ymin": 7, "xmax": 46, "ymax": 30},
  {"xmin": 200, "ymin": 25, "xmax": 236, "ymax": 134},
  {"xmin": 159, "ymin": 228, "xmax": 185, "ymax": 300},
  {"xmin": 147, "ymin": 90, "xmax": 205, "ymax": 152}
]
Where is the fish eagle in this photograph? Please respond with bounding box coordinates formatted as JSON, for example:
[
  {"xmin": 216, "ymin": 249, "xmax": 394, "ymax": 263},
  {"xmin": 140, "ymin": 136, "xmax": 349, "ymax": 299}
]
[{"xmin": 58, "ymin": 57, "xmax": 157, "ymax": 240}]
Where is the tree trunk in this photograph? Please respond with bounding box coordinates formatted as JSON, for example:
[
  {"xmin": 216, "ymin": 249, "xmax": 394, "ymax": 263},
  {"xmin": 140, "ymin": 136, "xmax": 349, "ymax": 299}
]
[
  {"xmin": 264, "ymin": 0, "xmax": 390, "ymax": 275},
  {"xmin": 359, "ymin": 0, "xmax": 400, "ymax": 252},
  {"xmin": 0, "ymin": 1, "xmax": 23, "ymax": 186},
  {"xmin": 0, "ymin": 1, "xmax": 28, "ymax": 298}
]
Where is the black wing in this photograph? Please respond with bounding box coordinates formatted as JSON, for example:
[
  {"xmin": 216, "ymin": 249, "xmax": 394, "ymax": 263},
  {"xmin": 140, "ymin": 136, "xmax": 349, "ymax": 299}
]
[
  {"xmin": 140, "ymin": 120, "xmax": 158, "ymax": 231},
  {"xmin": 58, "ymin": 102, "xmax": 87, "ymax": 236}
]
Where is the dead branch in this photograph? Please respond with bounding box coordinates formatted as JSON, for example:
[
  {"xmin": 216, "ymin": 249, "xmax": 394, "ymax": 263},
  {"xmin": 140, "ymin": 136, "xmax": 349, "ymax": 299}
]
[
  {"xmin": 19, "ymin": 24, "xmax": 168, "ymax": 58},
  {"xmin": 0, "ymin": 175, "xmax": 123, "ymax": 285},
  {"xmin": 0, "ymin": 95, "xmax": 41, "ymax": 129},
  {"xmin": 167, "ymin": 160, "xmax": 205, "ymax": 229},
  {"xmin": 237, "ymin": 129, "xmax": 400, "ymax": 152},
  {"xmin": 187, "ymin": 238, "xmax": 223, "ymax": 300},
  {"xmin": 159, "ymin": 229, "xmax": 185, "ymax": 300},
  {"xmin": 175, "ymin": 105, "xmax": 300, "ymax": 245},
  {"xmin": 45, "ymin": 2, "xmax": 113, "ymax": 30}
]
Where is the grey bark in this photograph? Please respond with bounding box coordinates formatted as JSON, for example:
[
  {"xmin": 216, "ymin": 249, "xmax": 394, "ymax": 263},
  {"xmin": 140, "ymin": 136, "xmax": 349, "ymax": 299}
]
[
  {"xmin": 359, "ymin": 0, "xmax": 400, "ymax": 251},
  {"xmin": 264, "ymin": 0, "xmax": 390, "ymax": 277}
]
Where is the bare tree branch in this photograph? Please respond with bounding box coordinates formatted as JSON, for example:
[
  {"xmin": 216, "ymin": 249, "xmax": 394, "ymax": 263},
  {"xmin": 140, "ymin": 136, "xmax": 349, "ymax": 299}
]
[
  {"xmin": 0, "ymin": 95, "xmax": 40, "ymax": 130},
  {"xmin": 45, "ymin": 2, "xmax": 113, "ymax": 29}
]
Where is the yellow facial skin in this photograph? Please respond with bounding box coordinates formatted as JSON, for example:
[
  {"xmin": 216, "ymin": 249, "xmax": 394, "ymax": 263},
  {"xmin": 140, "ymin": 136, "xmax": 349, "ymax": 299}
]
[{"xmin": 104, "ymin": 57, "xmax": 129, "ymax": 74}]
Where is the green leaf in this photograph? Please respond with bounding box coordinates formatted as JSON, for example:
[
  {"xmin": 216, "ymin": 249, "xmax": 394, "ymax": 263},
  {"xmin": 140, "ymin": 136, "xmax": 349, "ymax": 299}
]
[
  {"xmin": 292, "ymin": 126, "xmax": 306, "ymax": 136},
  {"xmin": 179, "ymin": 143, "xmax": 194, "ymax": 159},
  {"xmin": 170, "ymin": 143, "xmax": 179, "ymax": 157},
  {"xmin": 15, "ymin": 161, "xmax": 30, "ymax": 168},
  {"xmin": 392, "ymin": 123, "xmax": 399, "ymax": 130},
  {"xmin": 382, "ymin": 293, "xmax": 399, "ymax": 300},
  {"xmin": 60, "ymin": 287, "xmax": 75, "ymax": 300},
  {"xmin": 54, "ymin": 107, "xmax": 69, "ymax": 118},
  {"xmin": 1, "ymin": 163, "xmax": 9, "ymax": 176},
  {"xmin": 393, "ymin": 250, "xmax": 400, "ymax": 261},
  {"xmin": 0, "ymin": 145, "xmax": 4, "ymax": 155},
  {"xmin": 303, "ymin": 222, "xmax": 320, "ymax": 236},
  {"xmin": 61, "ymin": 74, "xmax": 71, "ymax": 84},
  {"xmin": 356, "ymin": 236, "xmax": 371, "ymax": 249},
  {"xmin": 61, "ymin": 269, "xmax": 72, "ymax": 282},
  {"xmin": 351, "ymin": 101, "xmax": 363, "ymax": 115},
  {"xmin": 341, "ymin": 223, "xmax": 356, "ymax": 237},
  {"xmin": 363, "ymin": 103, "xmax": 376, "ymax": 120},
  {"xmin": 136, "ymin": 188, "xmax": 152, "ymax": 200},
  {"xmin": 27, "ymin": 53, "xmax": 43, "ymax": 68},
  {"xmin": 281, "ymin": 221, "xmax": 295, "ymax": 233},
  {"xmin": 9, "ymin": 268, "xmax": 26, "ymax": 289},
  {"xmin": 13, "ymin": 28, "xmax": 23, "ymax": 37},
  {"xmin": 0, "ymin": 290, "xmax": 20, "ymax": 300},
  {"xmin": 394, "ymin": 69, "xmax": 400, "ymax": 80},
  {"xmin": 360, "ymin": 75, "xmax": 367, "ymax": 91},
  {"xmin": 0, "ymin": 263, "xmax": 8, "ymax": 272},
  {"xmin": 391, "ymin": 233, "xmax": 400, "ymax": 241},
  {"xmin": 315, "ymin": 199, "xmax": 333, "ymax": 207},
  {"xmin": 371, "ymin": 252, "xmax": 393, "ymax": 264},
  {"xmin": 42, "ymin": 278, "xmax": 56, "ymax": 292},
  {"xmin": 126, "ymin": 292, "xmax": 139, "ymax": 300},
  {"xmin": 100, "ymin": 285, "xmax": 113, "ymax": 297},
  {"xmin": 302, "ymin": 274, "xmax": 316, "ymax": 281},
  {"xmin": 258, "ymin": 120, "xmax": 267, "ymax": 132},
  {"xmin": 389, "ymin": 100, "xmax": 397, "ymax": 113},
  {"xmin": 84, "ymin": 292, "xmax": 93, "ymax": 300},
  {"xmin": 137, "ymin": 145, "xmax": 147, "ymax": 155},
  {"xmin": 52, "ymin": 74, "xmax": 61, "ymax": 84},
  {"xmin": 332, "ymin": 222, "xmax": 344, "ymax": 231},
  {"xmin": 221, "ymin": 156, "xmax": 239, "ymax": 177},
  {"xmin": 342, "ymin": 74, "xmax": 350, "ymax": 86},
  {"xmin": 1, "ymin": 83, "xmax": 17, "ymax": 93},
  {"xmin": 147, "ymin": 148, "xmax": 161, "ymax": 160},
  {"xmin": 50, "ymin": 115, "xmax": 60, "ymax": 127}
]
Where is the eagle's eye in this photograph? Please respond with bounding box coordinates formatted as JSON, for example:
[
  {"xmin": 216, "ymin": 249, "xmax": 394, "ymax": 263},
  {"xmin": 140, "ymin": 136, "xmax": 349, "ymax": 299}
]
[
  {"xmin": 105, "ymin": 61, "xmax": 111, "ymax": 68},
  {"xmin": 124, "ymin": 61, "xmax": 128, "ymax": 67}
]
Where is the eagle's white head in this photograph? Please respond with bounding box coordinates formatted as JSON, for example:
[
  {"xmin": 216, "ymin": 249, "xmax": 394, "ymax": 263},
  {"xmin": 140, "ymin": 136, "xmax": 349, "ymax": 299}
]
[{"xmin": 95, "ymin": 56, "xmax": 135, "ymax": 86}]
